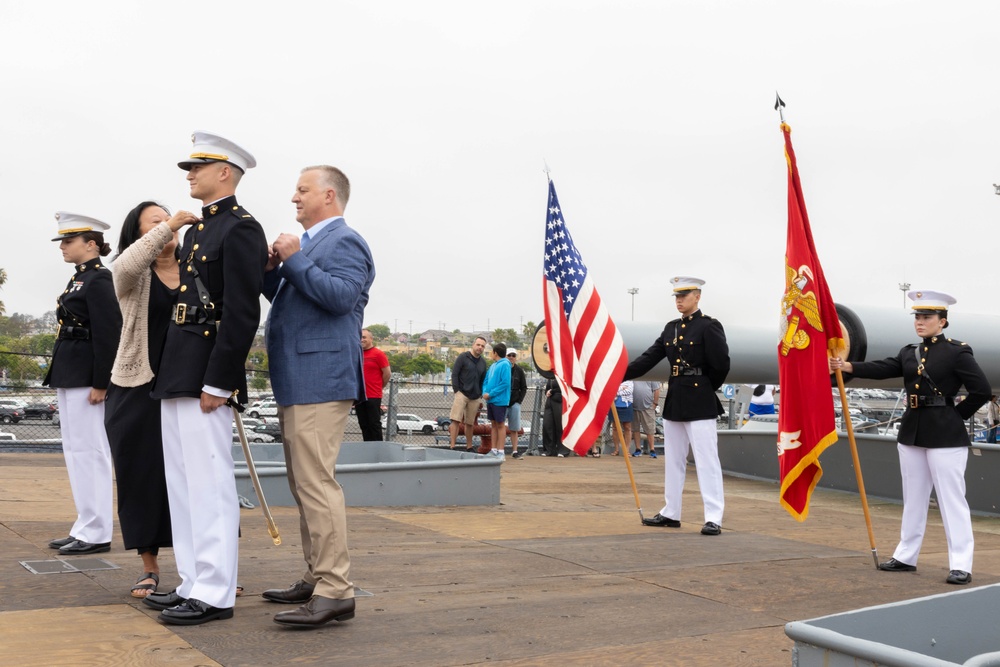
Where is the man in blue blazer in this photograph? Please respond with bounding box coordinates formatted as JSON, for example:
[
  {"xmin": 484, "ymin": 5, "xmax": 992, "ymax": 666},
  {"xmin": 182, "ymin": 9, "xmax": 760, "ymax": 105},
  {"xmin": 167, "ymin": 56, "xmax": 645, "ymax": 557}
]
[{"xmin": 261, "ymin": 165, "xmax": 375, "ymax": 628}]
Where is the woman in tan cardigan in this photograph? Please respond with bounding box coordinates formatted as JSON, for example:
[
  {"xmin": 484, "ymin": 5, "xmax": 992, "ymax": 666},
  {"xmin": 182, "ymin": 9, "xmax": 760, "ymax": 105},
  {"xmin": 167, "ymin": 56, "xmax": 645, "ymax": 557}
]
[{"xmin": 106, "ymin": 202, "xmax": 196, "ymax": 597}]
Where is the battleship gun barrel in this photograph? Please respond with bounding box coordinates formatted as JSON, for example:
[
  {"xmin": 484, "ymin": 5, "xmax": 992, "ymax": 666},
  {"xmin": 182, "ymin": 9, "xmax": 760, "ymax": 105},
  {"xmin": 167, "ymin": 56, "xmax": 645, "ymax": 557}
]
[{"xmin": 533, "ymin": 304, "xmax": 1000, "ymax": 389}]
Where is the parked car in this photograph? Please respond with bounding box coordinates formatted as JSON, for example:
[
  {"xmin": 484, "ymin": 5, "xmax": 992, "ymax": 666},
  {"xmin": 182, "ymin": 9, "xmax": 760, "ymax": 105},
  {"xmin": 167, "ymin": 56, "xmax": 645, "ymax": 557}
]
[
  {"xmin": 253, "ymin": 423, "xmax": 282, "ymax": 440},
  {"xmin": 0, "ymin": 398, "xmax": 29, "ymax": 410},
  {"xmin": 23, "ymin": 402, "xmax": 57, "ymax": 420},
  {"xmin": 0, "ymin": 406, "xmax": 24, "ymax": 424},
  {"xmin": 247, "ymin": 401, "xmax": 278, "ymax": 419},
  {"xmin": 233, "ymin": 426, "xmax": 275, "ymax": 443},
  {"xmin": 435, "ymin": 416, "xmax": 452, "ymax": 431},
  {"xmin": 382, "ymin": 413, "xmax": 437, "ymax": 435}
]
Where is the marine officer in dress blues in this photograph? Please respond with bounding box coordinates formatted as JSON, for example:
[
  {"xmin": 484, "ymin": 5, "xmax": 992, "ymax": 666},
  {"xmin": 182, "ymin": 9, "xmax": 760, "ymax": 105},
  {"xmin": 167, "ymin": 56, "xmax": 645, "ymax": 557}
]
[
  {"xmin": 623, "ymin": 277, "xmax": 731, "ymax": 536},
  {"xmin": 45, "ymin": 212, "xmax": 122, "ymax": 556},
  {"xmin": 830, "ymin": 290, "xmax": 990, "ymax": 585},
  {"xmin": 144, "ymin": 132, "xmax": 268, "ymax": 625}
]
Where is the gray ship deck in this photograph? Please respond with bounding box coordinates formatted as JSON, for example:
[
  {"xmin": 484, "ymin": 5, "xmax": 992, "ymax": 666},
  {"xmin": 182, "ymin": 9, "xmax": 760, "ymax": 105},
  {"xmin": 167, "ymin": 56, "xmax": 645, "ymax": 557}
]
[{"xmin": 3, "ymin": 451, "xmax": 1000, "ymax": 666}]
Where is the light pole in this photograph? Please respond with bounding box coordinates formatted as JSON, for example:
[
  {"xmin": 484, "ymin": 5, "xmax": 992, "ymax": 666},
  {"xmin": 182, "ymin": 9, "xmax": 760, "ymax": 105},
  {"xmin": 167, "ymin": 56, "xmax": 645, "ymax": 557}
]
[
  {"xmin": 898, "ymin": 282, "xmax": 910, "ymax": 309},
  {"xmin": 627, "ymin": 287, "xmax": 639, "ymax": 321}
]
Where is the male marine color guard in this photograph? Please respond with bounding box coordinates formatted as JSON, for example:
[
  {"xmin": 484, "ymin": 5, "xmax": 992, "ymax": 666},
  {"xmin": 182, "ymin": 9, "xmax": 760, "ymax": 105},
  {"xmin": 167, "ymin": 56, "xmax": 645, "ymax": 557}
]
[{"xmin": 624, "ymin": 277, "xmax": 730, "ymax": 535}]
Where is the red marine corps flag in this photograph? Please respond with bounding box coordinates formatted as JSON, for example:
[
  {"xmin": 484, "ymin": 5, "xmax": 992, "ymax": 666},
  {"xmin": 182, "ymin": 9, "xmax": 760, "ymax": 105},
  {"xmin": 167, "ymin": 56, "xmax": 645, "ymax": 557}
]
[
  {"xmin": 777, "ymin": 120, "xmax": 845, "ymax": 521},
  {"xmin": 543, "ymin": 179, "xmax": 628, "ymax": 456}
]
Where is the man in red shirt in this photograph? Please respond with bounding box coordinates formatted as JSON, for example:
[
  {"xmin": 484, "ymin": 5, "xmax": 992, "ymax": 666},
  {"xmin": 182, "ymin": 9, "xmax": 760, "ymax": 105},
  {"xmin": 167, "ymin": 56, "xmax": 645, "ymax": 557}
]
[{"xmin": 357, "ymin": 328, "xmax": 391, "ymax": 440}]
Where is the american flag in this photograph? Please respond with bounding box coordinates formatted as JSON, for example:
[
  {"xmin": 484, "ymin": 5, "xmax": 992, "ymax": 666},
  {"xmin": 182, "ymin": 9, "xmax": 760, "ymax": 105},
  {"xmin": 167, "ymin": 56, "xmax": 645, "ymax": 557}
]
[{"xmin": 543, "ymin": 179, "xmax": 628, "ymax": 456}]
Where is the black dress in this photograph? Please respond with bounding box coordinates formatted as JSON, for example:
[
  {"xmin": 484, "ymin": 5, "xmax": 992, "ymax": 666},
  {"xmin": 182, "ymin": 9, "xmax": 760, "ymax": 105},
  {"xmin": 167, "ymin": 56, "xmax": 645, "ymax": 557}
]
[{"xmin": 104, "ymin": 272, "xmax": 176, "ymax": 551}]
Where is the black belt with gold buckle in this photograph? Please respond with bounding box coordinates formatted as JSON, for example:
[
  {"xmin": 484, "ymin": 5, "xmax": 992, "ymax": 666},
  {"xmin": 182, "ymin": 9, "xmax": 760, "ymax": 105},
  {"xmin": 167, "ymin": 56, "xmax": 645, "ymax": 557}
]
[
  {"xmin": 56, "ymin": 325, "xmax": 90, "ymax": 340},
  {"xmin": 172, "ymin": 303, "xmax": 221, "ymax": 325},
  {"xmin": 908, "ymin": 395, "xmax": 952, "ymax": 408},
  {"xmin": 671, "ymin": 366, "xmax": 702, "ymax": 377}
]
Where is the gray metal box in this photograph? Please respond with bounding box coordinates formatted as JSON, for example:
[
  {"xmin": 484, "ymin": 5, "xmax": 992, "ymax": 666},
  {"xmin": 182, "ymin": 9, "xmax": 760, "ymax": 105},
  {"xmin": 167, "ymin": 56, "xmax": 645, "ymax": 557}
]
[
  {"xmin": 786, "ymin": 583, "xmax": 1000, "ymax": 666},
  {"xmin": 234, "ymin": 441, "xmax": 501, "ymax": 507}
]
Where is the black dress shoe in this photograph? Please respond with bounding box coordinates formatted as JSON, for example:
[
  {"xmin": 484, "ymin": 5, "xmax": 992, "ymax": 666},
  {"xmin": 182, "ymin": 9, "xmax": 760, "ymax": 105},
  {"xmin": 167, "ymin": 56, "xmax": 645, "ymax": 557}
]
[
  {"xmin": 642, "ymin": 513, "xmax": 681, "ymax": 528},
  {"xmin": 159, "ymin": 598, "xmax": 233, "ymax": 625},
  {"xmin": 143, "ymin": 589, "xmax": 187, "ymax": 611},
  {"xmin": 273, "ymin": 595, "xmax": 356, "ymax": 628},
  {"xmin": 48, "ymin": 535, "xmax": 75, "ymax": 549},
  {"xmin": 946, "ymin": 570, "xmax": 972, "ymax": 585},
  {"xmin": 58, "ymin": 540, "xmax": 111, "ymax": 555},
  {"xmin": 878, "ymin": 558, "xmax": 916, "ymax": 572},
  {"xmin": 262, "ymin": 580, "xmax": 316, "ymax": 604},
  {"xmin": 701, "ymin": 522, "xmax": 722, "ymax": 536}
]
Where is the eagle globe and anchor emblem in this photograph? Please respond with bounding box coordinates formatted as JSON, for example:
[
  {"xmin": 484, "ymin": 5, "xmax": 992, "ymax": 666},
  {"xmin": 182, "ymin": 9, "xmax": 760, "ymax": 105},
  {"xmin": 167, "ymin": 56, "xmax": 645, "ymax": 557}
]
[{"xmin": 777, "ymin": 262, "xmax": 825, "ymax": 457}]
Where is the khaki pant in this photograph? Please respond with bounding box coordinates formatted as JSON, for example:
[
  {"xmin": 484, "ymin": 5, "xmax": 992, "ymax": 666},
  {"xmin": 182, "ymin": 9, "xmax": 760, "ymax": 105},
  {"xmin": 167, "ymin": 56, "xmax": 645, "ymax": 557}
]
[{"xmin": 279, "ymin": 401, "xmax": 355, "ymax": 600}]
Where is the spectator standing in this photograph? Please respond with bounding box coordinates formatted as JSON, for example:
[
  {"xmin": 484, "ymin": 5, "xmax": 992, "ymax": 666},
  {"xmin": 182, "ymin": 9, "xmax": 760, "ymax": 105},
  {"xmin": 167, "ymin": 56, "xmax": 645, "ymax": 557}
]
[
  {"xmin": 507, "ymin": 350, "xmax": 527, "ymax": 458},
  {"xmin": 604, "ymin": 380, "xmax": 633, "ymax": 456},
  {"xmin": 449, "ymin": 337, "xmax": 487, "ymax": 450},
  {"xmin": 482, "ymin": 342, "xmax": 511, "ymax": 461},
  {"xmin": 624, "ymin": 276, "xmax": 731, "ymax": 536},
  {"xmin": 357, "ymin": 328, "xmax": 390, "ymax": 441},
  {"xmin": 631, "ymin": 380, "xmax": 660, "ymax": 457},
  {"xmin": 987, "ymin": 395, "xmax": 999, "ymax": 444},
  {"xmin": 261, "ymin": 165, "xmax": 374, "ymax": 627},
  {"xmin": 106, "ymin": 202, "xmax": 197, "ymax": 598},
  {"xmin": 747, "ymin": 384, "xmax": 778, "ymax": 416},
  {"xmin": 542, "ymin": 377, "xmax": 566, "ymax": 457}
]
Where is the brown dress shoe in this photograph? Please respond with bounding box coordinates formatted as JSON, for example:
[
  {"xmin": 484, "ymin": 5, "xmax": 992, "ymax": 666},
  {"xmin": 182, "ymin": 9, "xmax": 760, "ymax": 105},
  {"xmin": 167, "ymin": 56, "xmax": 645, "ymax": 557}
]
[
  {"xmin": 262, "ymin": 580, "xmax": 316, "ymax": 604},
  {"xmin": 273, "ymin": 595, "xmax": 356, "ymax": 628}
]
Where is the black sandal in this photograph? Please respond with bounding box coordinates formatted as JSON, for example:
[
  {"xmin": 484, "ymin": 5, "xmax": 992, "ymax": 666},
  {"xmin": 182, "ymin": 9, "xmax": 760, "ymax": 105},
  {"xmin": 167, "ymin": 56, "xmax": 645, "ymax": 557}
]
[{"xmin": 130, "ymin": 572, "xmax": 159, "ymax": 598}]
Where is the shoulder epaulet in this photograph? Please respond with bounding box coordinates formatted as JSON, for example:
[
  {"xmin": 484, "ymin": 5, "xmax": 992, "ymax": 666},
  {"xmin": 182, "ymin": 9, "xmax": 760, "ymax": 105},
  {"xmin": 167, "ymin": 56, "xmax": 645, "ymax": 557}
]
[
  {"xmin": 232, "ymin": 205, "xmax": 256, "ymax": 220},
  {"xmin": 946, "ymin": 338, "xmax": 968, "ymax": 347}
]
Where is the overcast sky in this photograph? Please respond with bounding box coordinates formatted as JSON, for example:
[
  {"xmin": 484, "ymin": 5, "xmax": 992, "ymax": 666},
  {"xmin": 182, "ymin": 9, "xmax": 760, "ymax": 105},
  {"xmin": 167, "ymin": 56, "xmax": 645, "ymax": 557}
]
[{"xmin": 3, "ymin": 1, "xmax": 999, "ymax": 340}]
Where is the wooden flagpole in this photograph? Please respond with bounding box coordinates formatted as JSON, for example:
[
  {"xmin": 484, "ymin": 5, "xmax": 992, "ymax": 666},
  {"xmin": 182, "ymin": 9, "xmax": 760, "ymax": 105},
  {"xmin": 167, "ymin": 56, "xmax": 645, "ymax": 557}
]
[
  {"xmin": 833, "ymin": 367, "xmax": 879, "ymax": 568},
  {"xmin": 609, "ymin": 406, "xmax": 645, "ymax": 523}
]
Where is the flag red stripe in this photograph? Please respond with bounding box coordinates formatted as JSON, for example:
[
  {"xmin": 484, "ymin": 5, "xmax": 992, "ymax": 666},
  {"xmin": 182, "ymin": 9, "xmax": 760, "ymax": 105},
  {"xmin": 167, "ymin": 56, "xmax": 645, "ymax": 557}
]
[{"xmin": 541, "ymin": 180, "xmax": 628, "ymax": 456}]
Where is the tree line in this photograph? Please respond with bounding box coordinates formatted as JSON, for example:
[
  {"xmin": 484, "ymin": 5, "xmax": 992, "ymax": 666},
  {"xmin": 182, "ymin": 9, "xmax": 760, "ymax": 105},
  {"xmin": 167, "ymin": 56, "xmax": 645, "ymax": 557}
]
[{"xmin": 0, "ymin": 310, "xmax": 536, "ymax": 389}]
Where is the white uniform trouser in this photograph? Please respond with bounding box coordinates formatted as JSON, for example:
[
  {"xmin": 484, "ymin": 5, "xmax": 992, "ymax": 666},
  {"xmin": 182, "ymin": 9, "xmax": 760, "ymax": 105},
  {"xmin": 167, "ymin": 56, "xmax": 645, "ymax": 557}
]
[
  {"xmin": 56, "ymin": 387, "xmax": 113, "ymax": 544},
  {"xmin": 659, "ymin": 418, "xmax": 724, "ymax": 524},
  {"xmin": 161, "ymin": 398, "xmax": 239, "ymax": 609},
  {"xmin": 894, "ymin": 444, "xmax": 974, "ymax": 573}
]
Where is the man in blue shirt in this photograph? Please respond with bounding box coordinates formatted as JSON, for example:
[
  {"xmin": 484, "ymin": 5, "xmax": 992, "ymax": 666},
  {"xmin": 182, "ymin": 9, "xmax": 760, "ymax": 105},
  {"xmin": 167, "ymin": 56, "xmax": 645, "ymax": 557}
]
[{"xmin": 481, "ymin": 342, "xmax": 511, "ymax": 461}]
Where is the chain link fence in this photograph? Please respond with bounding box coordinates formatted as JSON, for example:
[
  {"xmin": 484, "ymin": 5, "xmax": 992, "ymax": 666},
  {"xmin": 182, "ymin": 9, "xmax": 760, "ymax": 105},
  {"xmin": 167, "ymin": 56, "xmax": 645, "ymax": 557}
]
[
  {"xmin": 0, "ymin": 367, "xmax": 550, "ymax": 451},
  {"xmin": 15, "ymin": 365, "xmax": 980, "ymax": 450},
  {"xmin": 378, "ymin": 375, "xmax": 545, "ymax": 452}
]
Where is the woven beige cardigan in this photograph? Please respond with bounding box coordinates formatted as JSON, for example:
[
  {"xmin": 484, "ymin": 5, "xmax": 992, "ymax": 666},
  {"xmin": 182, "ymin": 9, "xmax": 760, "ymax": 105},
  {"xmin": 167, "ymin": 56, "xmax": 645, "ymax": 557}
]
[{"xmin": 110, "ymin": 221, "xmax": 175, "ymax": 388}]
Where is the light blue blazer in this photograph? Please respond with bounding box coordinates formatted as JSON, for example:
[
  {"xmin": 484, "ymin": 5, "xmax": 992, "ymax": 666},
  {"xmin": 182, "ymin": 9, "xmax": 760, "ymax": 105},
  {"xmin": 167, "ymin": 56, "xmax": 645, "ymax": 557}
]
[{"xmin": 263, "ymin": 218, "xmax": 375, "ymax": 406}]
